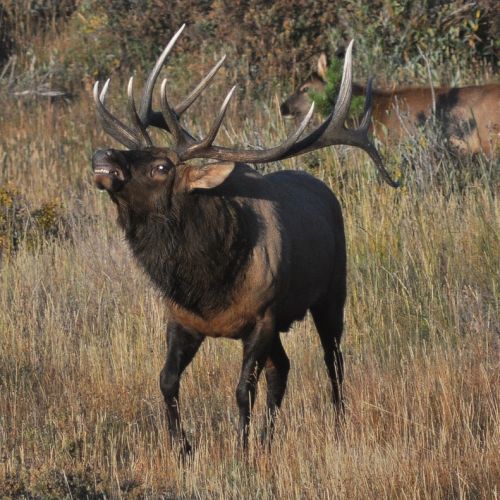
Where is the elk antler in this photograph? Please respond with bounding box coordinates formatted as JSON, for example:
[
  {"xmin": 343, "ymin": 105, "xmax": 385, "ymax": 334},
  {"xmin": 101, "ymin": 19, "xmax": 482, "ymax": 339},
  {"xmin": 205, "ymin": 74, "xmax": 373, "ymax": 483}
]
[
  {"xmin": 94, "ymin": 28, "xmax": 399, "ymax": 187},
  {"xmin": 175, "ymin": 41, "xmax": 398, "ymax": 187},
  {"xmin": 94, "ymin": 24, "xmax": 225, "ymax": 148}
]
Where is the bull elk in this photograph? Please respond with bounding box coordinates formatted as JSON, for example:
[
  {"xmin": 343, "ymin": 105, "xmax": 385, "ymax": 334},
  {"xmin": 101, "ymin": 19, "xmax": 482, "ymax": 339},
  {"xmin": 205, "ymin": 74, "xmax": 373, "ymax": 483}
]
[
  {"xmin": 281, "ymin": 53, "xmax": 500, "ymax": 157},
  {"xmin": 91, "ymin": 25, "xmax": 397, "ymax": 455}
]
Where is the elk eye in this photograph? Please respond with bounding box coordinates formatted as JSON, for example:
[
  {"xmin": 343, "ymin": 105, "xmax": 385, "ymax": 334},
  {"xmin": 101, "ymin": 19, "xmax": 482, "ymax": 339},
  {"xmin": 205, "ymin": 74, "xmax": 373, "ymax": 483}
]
[{"xmin": 151, "ymin": 164, "xmax": 169, "ymax": 177}]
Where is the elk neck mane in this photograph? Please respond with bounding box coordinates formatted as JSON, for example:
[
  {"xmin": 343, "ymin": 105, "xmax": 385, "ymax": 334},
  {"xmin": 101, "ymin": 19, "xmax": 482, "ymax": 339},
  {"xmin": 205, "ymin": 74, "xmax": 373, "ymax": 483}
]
[{"xmin": 114, "ymin": 187, "xmax": 260, "ymax": 317}]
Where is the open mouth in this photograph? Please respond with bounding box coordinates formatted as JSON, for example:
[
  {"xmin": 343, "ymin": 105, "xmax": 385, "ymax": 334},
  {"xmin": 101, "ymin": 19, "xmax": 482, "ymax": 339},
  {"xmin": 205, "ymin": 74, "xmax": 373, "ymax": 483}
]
[
  {"xmin": 94, "ymin": 167, "xmax": 121, "ymax": 176},
  {"xmin": 93, "ymin": 164, "xmax": 126, "ymax": 191}
]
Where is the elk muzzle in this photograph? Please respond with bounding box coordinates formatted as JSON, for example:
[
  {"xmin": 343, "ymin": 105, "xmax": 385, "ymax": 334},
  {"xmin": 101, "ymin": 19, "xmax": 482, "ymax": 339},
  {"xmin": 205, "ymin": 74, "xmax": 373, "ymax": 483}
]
[{"xmin": 92, "ymin": 149, "xmax": 129, "ymax": 192}]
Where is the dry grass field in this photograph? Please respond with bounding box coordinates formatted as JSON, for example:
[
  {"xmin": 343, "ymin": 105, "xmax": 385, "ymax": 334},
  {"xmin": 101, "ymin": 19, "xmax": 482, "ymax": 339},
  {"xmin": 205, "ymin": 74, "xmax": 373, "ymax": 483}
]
[{"xmin": 0, "ymin": 22, "xmax": 499, "ymax": 495}]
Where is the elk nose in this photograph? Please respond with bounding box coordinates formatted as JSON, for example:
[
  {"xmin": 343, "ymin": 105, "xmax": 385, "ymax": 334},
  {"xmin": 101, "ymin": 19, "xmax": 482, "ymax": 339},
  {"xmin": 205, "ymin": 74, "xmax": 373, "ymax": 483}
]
[
  {"xmin": 92, "ymin": 149, "xmax": 116, "ymax": 165},
  {"xmin": 280, "ymin": 101, "xmax": 290, "ymax": 116}
]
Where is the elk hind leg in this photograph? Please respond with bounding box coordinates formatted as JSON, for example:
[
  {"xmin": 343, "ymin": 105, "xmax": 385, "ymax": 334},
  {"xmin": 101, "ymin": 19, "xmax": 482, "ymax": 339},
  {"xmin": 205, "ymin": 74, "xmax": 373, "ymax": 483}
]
[
  {"xmin": 262, "ymin": 334, "xmax": 290, "ymax": 444},
  {"xmin": 236, "ymin": 312, "xmax": 275, "ymax": 449},
  {"xmin": 311, "ymin": 290, "xmax": 346, "ymax": 412}
]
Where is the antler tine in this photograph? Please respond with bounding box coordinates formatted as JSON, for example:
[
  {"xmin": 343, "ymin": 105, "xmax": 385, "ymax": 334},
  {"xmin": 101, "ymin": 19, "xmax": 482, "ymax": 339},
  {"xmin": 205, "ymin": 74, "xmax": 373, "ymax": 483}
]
[
  {"xmin": 144, "ymin": 55, "xmax": 226, "ymax": 136},
  {"xmin": 181, "ymin": 101, "xmax": 315, "ymax": 163},
  {"xmin": 127, "ymin": 77, "xmax": 153, "ymax": 146},
  {"xmin": 138, "ymin": 24, "xmax": 186, "ymax": 125},
  {"xmin": 352, "ymin": 78, "xmax": 399, "ymax": 188},
  {"xmin": 182, "ymin": 85, "xmax": 236, "ymax": 159},
  {"xmin": 175, "ymin": 55, "xmax": 227, "ymax": 116},
  {"xmin": 359, "ymin": 77, "xmax": 373, "ymax": 130},
  {"xmin": 93, "ymin": 80, "xmax": 142, "ymax": 149},
  {"xmin": 160, "ymin": 79, "xmax": 187, "ymax": 146},
  {"xmin": 330, "ymin": 40, "xmax": 354, "ymax": 126},
  {"xmin": 180, "ymin": 101, "xmax": 315, "ymax": 163},
  {"xmin": 359, "ymin": 141, "xmax": 399, "ymax": 187}
]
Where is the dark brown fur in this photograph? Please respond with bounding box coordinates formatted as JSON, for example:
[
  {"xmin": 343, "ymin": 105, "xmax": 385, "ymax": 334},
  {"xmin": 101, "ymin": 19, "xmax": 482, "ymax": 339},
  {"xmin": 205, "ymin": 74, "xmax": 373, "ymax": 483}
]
[{"xmin": 93, "ymin": 148, "xmax": 346, "ymax": 453}]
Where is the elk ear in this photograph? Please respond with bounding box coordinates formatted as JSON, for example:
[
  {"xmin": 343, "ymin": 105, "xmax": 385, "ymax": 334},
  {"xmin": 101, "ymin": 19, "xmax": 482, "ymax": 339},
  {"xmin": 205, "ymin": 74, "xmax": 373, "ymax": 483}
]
[
  {"xmin": 317, "ymin": 53, "xmax": 329, "ymax": 80},
  {"xmin": 186, "ymin": 162, "xmax": 235, "ymax": 191}
]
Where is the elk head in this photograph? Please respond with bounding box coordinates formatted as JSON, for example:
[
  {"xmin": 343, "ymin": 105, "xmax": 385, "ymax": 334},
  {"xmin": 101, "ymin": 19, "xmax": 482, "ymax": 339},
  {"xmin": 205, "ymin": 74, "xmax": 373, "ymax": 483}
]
[
  {"xmin": 92, "ymin": 25, "xmax": 398, "ymax": 200},
  {"xmin": 280, "ymin": 53, "xmax": 329, "ymax": 121}
]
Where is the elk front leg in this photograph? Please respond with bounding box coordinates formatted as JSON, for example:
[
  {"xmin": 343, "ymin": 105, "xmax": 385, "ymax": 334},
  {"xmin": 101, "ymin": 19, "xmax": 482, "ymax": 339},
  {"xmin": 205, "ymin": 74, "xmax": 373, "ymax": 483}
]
[
  {"xmin": 235, "ymin": 312, "xmax": 275, "ymax": 449},
  {"xmin": 160, "ymin": 322, "xmax": 203, "ymax": 456}
]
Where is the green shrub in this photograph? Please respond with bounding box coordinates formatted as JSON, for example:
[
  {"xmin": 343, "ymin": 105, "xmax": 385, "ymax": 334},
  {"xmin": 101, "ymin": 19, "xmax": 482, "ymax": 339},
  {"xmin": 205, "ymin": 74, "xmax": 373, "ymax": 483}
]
[{"xmin": 308, "ymin": 56, "xmax": 366, "ymax": 118}]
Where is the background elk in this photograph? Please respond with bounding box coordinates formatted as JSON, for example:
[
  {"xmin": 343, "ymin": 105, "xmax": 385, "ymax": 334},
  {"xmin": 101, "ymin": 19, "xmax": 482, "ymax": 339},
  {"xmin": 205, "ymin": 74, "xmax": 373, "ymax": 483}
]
[
  {"xmin": 92, "ymin": 26, "xmax": 397, "ymax": 455},
  {"xmin": 281, "ymin": 53, "xmax": 500, "ymax": 157}
]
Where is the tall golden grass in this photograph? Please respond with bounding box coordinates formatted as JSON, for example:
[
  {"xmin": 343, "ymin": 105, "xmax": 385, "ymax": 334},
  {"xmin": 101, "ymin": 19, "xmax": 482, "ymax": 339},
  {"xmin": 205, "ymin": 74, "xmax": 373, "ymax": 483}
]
[{"xmin": 0, "ymin": 80, "xmax": 498, "ymax": 498}]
